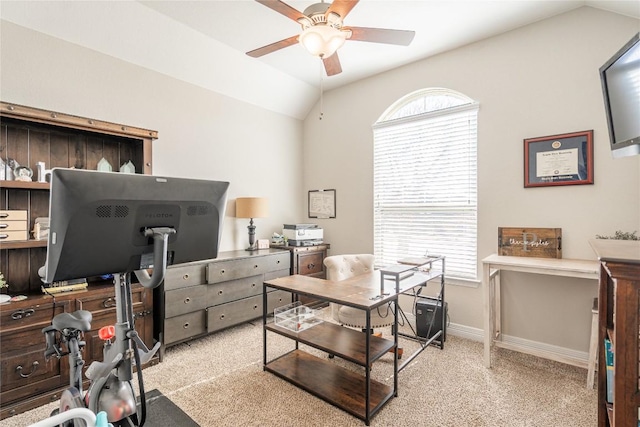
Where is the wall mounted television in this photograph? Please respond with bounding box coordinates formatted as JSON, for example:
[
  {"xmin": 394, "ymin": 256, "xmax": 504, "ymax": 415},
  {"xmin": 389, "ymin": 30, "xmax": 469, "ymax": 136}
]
[
  {"xmin": 599, "ymin": 32, "xmax": 640, "ymax": 159},
  {"xmin": 45, "ymin": 169, "xmax": 229, "ymax": 284}
]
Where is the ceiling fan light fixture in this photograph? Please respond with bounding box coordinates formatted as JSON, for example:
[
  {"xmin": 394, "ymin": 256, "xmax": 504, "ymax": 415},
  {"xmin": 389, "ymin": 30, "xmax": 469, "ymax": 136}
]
[{"xmin": 299, "ymin": 25, "xmax": 347, "ymax": 58}]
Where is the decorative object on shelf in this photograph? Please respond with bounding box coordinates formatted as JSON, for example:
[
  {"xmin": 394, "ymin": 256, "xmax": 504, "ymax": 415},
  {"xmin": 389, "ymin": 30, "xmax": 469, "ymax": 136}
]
[
  {"xmin": 0, "ymin": 271, "xmax": 9, "ymax": 303},
  {"xmin": 32, "ymin": 217, "xmax": 50, "ymax": 240},
  {"xmin": 595, "ymin": 230, "xmax": 639, "ymax": 240},
  {"xmin": 97, "ymin": 157, "xmax": 112, "ymax": 172},
  {"xmin": 236, "ymin": 197, "xmax": 269, "ymax": 251},
  {"xmin": 14, "ymin": 166, "xmax": 33, "ymax": 182},
  {"xmin": 0, "ymin": 209, "xmax": 28, "ymax": 241},
  {"xmin": 308, "ymin": 189, "xmax": 336, "ymax": 218},
  {"xmin": 524, "ymin": 130, "xmax": 594, "ymax": 188},
  {"xmin": 257, "ymin": 239, "xmax": 270, "ymax": 249},
  {"xmin": 271, "ymin": 232, "xmax": 286, "ymax": 245},
  {"xmin": 119, "ymin": 160, "xmax": 135, "ymax": 174},
  {"xmin": 274, "ymin": 301, "xmax": 322, "ymax": 332},
  {"xmin": 36, "ymin": 161, "xmax": 52, "ymax": 183},
  {"xmin": 4, "ymin": 158, "xmax": 19, "ymax": 180},
  {"xmin": 498, "ymin": 227, "xmax": 562, "ymax": 258}
]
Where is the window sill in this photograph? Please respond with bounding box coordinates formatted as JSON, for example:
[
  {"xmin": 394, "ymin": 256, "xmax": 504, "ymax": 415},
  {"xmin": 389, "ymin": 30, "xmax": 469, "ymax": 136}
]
[{"xmin": 446, "ymin": 276, "xmax": 480, "ymax": 288}]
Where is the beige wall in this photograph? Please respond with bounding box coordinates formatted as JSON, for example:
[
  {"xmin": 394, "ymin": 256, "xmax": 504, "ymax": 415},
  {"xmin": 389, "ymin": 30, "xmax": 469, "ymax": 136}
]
[
  {"xmin": 0, "ymin": 21, "xmax": 305, "ymax": 252},
  {"xmin": 2, "ymin": 6, "xmax": 638, "ymax": 358},
  {"xmin": 302, "ymin": 7, "xmax": 640, "ymax": 353}
]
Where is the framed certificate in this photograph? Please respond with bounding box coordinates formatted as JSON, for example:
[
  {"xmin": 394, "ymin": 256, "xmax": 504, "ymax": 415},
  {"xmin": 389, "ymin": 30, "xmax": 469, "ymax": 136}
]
[
  {"xmin": 308, "ymin": 189, "xmax": 336, "ymax": 218},
  {"xmin": 524, "ymin": 130, "xmax": 594, "ymax": 188}
]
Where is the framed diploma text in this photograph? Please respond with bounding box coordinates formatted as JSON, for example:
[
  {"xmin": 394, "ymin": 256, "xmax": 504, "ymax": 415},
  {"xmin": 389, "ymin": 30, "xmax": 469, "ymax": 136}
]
[{"xmin": 524, "ymin": 130, "xmax": 594, "ymax": 188}]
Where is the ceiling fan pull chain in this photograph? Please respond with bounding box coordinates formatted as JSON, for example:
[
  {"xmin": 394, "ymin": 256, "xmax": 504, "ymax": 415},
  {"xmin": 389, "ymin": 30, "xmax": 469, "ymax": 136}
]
[{"xmin": 319, "ymin": 59, "xmax": 324, "ymax": 121}]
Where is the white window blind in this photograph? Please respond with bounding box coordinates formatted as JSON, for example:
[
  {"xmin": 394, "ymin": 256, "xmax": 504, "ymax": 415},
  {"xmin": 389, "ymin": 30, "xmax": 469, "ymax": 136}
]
[{"xmin": 373, "ymin": 93, "xmax": 478, "ymax": 280}]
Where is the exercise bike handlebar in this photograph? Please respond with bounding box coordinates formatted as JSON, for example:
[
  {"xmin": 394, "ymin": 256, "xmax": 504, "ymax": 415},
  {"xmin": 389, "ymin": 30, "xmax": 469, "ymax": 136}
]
[{"xmin": 134, "ymin": 227, "xmax": 176, "ymax": 289}]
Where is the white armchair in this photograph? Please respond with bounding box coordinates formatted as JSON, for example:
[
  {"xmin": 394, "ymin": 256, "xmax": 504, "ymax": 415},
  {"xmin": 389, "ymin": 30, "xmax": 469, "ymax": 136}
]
[{"xmin": 323, "ymin": 254, "xmax": 394, "ymax": 329}]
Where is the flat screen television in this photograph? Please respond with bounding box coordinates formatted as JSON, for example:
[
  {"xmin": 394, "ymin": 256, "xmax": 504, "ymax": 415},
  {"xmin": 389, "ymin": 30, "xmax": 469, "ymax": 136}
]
[
  {"xmin": 45, "ymin": 169, "xmax": 229, "ymax": 284},
  {"xmin": 599, "ymin": 32, "xmax": 640, "ymax": 159}
]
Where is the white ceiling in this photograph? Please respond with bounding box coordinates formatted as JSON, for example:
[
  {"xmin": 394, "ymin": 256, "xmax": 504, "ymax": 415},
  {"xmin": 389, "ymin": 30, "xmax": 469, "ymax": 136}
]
[{"xmin": 2, "ymin": 1, "xmax": 639, "ymax": 119}]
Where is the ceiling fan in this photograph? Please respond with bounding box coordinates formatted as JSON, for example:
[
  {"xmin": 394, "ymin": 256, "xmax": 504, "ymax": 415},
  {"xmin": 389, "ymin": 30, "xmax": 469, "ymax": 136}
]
[{"xmin": 246, "ymin": 0, "xmax": 415, "ymax": 76}]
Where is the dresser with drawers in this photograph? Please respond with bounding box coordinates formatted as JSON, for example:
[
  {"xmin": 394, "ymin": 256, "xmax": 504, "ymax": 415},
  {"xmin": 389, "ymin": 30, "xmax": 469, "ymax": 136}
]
[{"xmin": 159, "ymin": 249, "xmax": 291, "ymax": 351}]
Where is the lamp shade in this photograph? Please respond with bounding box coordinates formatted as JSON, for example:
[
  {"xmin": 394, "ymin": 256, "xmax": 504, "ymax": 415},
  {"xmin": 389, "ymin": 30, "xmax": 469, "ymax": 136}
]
[
  {"xmin": 299, "ymin": 25, "xmax": 347, "ymax": 58},
  {"xmin": 236, "ymin": 197, "xmax": 269, "ymax": 219}
]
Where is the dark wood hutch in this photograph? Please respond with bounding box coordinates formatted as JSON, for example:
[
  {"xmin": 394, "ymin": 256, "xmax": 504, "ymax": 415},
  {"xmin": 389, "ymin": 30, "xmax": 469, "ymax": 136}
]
[{"xmin": 0, "ymin": 101, "xmax": 157, "ymax": 419}]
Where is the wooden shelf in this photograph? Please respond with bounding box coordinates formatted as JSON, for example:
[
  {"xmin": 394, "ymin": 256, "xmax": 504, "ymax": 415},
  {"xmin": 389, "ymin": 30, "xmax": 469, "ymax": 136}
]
[
  {"xmin": 0, "ymin": 181, "xmax": 49, "ymax": 190},
  {"xmin": 265, "ymin": 350, "xmax": 394, "ymax": 421},
  {"xmin": 266, "ymin": 321, "xmax": 395, "ymax": 366},
  {"xmin": 0, "ymin": 239, "xmax": 47, "ymax": 250},
  {"xmin": 590, "ymin": 239, "xmax": 640, "ymax": 427}
]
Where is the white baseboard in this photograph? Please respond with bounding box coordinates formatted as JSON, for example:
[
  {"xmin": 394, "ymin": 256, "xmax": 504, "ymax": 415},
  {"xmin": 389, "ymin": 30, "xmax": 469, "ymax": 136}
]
[
  {"xmin": 447, "ymin": 322, "xmax": 483, "ymax": 342},
  {"xmin": 446, "ymin": 323, "xmax": 589, "ymax": 364},
  {"xmin": 400, "ymin": 311, "xmax": 589, "ymax": 365}
]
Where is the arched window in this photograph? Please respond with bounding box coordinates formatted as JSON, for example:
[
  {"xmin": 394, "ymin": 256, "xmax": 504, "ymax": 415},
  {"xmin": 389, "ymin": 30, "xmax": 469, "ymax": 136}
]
[{"xmin": 373, "ymin": 88, "xmax": 478, "ymax": 280}]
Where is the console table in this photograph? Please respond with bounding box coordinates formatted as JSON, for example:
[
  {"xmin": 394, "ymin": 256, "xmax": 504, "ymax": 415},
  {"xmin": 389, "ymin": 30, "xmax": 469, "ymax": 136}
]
[
  {"xmin": 263, "ymin": 270, "xmax": 438, "ymax": 425},
  {"xmin": 482, "ymin": 254, "xmax": 599, "ymax": 368}
]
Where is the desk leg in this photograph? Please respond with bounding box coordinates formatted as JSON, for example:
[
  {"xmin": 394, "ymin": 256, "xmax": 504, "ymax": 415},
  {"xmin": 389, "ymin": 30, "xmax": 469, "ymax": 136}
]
[
  {"xmin": 495, "ymin": 272, "xmax": 501, "ymax": 341},
  {"xmin": 483, "ymin": 264, "xmax": 493, "ymax": 368}
]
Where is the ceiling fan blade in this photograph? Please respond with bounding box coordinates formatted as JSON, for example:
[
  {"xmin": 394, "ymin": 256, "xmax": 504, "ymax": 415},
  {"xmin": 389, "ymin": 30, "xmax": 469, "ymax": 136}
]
[
  {"xmin": 246, "ymin": 35, "xmax": 299, "ymax": 58},
  {"xmin": 323, "ymin": 53, "xmax": 342, "ymax": 76},
  {"xmin": 255, "ymin": 0, "xmax": 307, "ymax": 23},
  {"xmin": 346, "ymin": 26, "xmax": 415, "ymax": 46},
  {"xmin": 326, "ymin": 0, "xmax": 360, "ymax": 19}
]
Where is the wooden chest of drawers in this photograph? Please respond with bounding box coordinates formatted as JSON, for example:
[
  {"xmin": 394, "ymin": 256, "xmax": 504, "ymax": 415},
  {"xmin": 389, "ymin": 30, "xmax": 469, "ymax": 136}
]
[
  {"xmin": 0, "ymin": 283, "xmax": 155, "ymax": 420},
  {"xmin": 160, "ymin": 249, "xmax": 291, "ymax": 349},
  {"xmin": 271, "ymin": 244, "xmax": 330, "ymax": 307}
]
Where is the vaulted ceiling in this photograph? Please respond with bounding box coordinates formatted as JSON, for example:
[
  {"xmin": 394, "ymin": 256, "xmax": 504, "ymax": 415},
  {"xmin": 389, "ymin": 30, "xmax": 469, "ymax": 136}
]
[{"xmin": 1, "ymin": 1, "xmax": 638, "ymax": 119}]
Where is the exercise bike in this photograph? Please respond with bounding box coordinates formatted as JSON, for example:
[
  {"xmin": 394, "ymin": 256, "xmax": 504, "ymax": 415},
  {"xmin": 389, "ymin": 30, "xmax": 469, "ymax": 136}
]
[{"xmin": 41, "ymin": 228, "xmax": 174, "ymax": 427}]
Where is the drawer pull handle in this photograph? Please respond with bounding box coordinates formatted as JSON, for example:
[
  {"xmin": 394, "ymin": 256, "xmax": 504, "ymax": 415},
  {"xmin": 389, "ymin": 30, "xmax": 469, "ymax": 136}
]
[
  {"xmin": 183, "ymin": 322, "xmax": 190, "ymax": 329},
  {"xmin": 183, "ymin": 274, "xmax": 189, "ymax": 280},
  {"xmin": 254, "ymin": 265, "xmax": 258, "ymax": 269},
  {"xmin": 276, "ymin": 260, "xmax": 280, "ymax": 264},
  {"xmin": 220, "ymin": 314, "xmax": 225, "ymax": 320},
  {"xmin": 218, "ymin": 290, "xmax": 223, "ymax": 295},
  {"xmin": 184, "ymin": 297, "xmax": 191, "ymax": 304},
  {"xmin": 11, "ymin": 309, "xmax": 35, "ymax": 320},
  {"xmin": 16, "ymin": 361, "xmax": 39, "ymax": 378},
  {"xmin": 220, "ymin": 269, "xmax": 225, "ymax": 275},
  {"xmin": 251, "ymin": 283, "xmax": 256, "ymax": 287},
  {"xmin": 0, "ymin": 224, "xmax": 7, "ymax": 229},
  {"xmin": 307, "ymin": 263, "xmax": 315, "ymax": 269},
  {"xmin": 253, "ymin": 305, "xmax": 258, "ymax": 310},
  {"xmin": 103, "ymin": 298, "xmax": 116, "ymax": 308},
  {"xmin": 0, "ymin": 213, "xmax": 8, "ymax": 218}
]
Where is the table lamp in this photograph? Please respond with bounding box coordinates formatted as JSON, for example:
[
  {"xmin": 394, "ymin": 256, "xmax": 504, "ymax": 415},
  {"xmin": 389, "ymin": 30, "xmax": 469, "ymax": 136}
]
[{"xmin": 236, "ymin": 197, "xmax": 269, "ymax": 251}]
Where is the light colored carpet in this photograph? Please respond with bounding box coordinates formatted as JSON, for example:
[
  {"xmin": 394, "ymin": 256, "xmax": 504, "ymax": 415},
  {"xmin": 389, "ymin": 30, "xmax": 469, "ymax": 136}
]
[{"xmin": 5, "ymin": 313, "xmax": 596, "ymax": 426}]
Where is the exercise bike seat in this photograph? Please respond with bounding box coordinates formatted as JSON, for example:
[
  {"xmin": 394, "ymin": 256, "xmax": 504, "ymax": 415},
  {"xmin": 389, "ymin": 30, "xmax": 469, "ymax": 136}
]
[{"xmin": 51, "ymin": 310, "xmax": 92, "ymax": 332}]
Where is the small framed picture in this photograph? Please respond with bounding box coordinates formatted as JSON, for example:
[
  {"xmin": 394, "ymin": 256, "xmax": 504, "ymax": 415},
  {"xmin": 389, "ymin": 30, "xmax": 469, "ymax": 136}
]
[
  {"xmin": 524, "ymin": 130, "xmax": 594, "ymax": 188},
  {"xmin": 308, "ymin": 189, "xmax": 336, "ymax": 219}
]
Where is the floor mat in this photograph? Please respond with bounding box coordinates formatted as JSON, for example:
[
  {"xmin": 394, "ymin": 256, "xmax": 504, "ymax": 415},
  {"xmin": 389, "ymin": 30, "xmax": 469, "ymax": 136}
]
[{"xmin": 140, "ymin": 389, "xmax": 199, "ymax": 427}]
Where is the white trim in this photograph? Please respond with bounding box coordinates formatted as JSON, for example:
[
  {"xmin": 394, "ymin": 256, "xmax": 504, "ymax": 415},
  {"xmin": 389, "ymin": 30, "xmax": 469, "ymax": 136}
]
[
  {"xmin": 447, "ymin": 323, "xmax": 483, "ymax": 342},
  {"xmin": 373, "ymin": 101, "xmax": 480, "ymax": 129},
  {"xmin": 445, "ymin": 277, "xmax": 480, "ymax": 288},
  {"xmin": 447, "ymin": 324, "xmax": 589, "ymax": 366}
]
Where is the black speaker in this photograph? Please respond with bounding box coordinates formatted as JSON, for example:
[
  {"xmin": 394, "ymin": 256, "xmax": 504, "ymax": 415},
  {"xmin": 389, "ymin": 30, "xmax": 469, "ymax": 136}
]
[{"xmin": 415, "ymin": 297, "xmax": 447, "ymax": 342}]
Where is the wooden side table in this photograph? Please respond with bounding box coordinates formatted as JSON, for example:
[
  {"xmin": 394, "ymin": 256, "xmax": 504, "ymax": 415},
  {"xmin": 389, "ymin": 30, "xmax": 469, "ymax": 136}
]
[{"xmin": 270, "ymin": 243, "xmax": 330, "ymax": 307}]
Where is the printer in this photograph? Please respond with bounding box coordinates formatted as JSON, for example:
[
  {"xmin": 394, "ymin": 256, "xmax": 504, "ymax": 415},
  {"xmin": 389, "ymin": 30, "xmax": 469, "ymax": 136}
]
[{"xmin": 283, "ymin": 224, "xmax": 323, "ymax": 246}]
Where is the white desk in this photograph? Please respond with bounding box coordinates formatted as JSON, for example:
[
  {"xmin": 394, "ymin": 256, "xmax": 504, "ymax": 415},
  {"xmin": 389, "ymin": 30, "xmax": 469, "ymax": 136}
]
[{"xmin": 482, "ymin": 254, "xmax": 599, "ymax": 368}]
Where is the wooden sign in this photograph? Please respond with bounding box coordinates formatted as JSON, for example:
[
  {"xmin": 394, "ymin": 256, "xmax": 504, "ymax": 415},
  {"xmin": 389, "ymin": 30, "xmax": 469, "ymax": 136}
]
[{"xmin": 498, "ymin": 227, "xmax": 562, "ymax": 258}]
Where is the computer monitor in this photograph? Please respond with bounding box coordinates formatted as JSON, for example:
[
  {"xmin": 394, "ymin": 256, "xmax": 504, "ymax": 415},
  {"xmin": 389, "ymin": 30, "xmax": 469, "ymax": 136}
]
[
  {"xmin": 45, "ymin": 168, "xmax": 229, "ymax": 284},
  {"xmin": 599, "ymin": 32, "xmax": 640, "ymax": 158}
]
